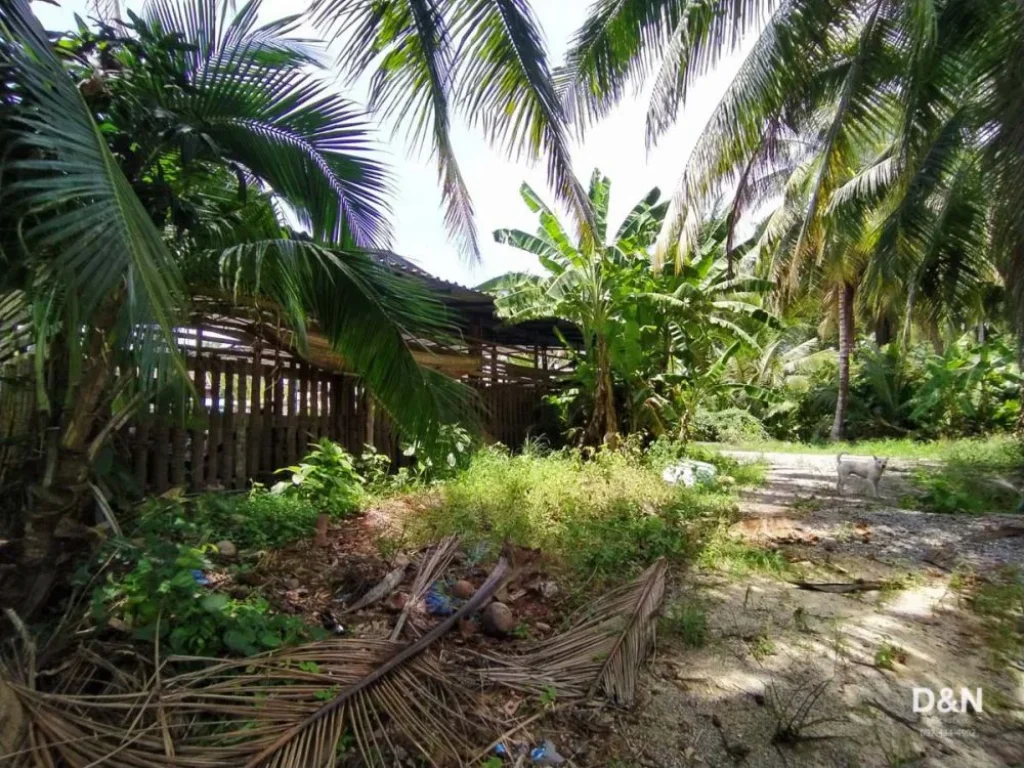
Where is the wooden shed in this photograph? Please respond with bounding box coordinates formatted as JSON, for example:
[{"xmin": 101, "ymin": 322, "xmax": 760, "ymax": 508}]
[{"xmin": 113, "ymin": 253, "xmax": 577, "ymax": 492}]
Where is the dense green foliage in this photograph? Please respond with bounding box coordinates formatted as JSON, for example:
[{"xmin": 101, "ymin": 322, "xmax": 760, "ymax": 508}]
[
  {"xmin": 81, "ymin": 490, "xmax": 332, "ymax": 657},
  {"xmin": 84, "ymin": 537, "xmax": 319, "ymax": 656},
  {"xmin": 561, "ymin": 0, "xmax": 1024, "ymax": 442},
  {"xmin": 485, "ymin": 174, "xmax": 776, "ymax": 444},
  {"xmin": 749, "ymin": 335, "xmax": 1022, "ymax": 442},
  {"xmin": 273, "ymin": 438, "xmax": 367, "ymax": 515}
]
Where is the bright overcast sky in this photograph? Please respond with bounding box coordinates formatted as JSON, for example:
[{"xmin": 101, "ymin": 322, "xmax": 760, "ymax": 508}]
[{"xmin": 33, "ymin": 0, "xmax": 757, "ymax": 288}]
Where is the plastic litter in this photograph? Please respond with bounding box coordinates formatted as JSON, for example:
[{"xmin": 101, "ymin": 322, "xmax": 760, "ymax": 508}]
[
  {"xmin": 530, "ymin": 740, "xmax": 566, "ymax": 766},
  {"xmin": 424, "ymin": 583, "xmax": 458, "ymax": 616},
  {"xmin": 191, "ymin": 570, "xmax": 210, "ymax": 586},
  {"xmin": 661, "ymin": 460, "xmax": 717, "ymax": 487},
  {"xmin": 494, "ymin": 744, "xmax": 509, "ymax": 757}
]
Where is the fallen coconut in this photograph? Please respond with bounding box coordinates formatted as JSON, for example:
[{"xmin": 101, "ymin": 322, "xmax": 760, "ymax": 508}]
[
  {"xmin": 481, "ymin": 601, "xmax": 515, "ymax": 637},
  {"xmin": 451, "ymin": 579, "xmax": 475, "ymax": 599},
  {"xmin": 216, "ymin": 540, "xmax": 237, "ymax": 558}
]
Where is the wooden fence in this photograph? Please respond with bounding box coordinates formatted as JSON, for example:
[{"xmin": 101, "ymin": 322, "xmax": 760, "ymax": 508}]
[
  {"xmin": 126, "ymin": 354, "xmax": 395, "ymax": 493},
  {"xmin": 1, "ymin": 349, "xmax": 553, "ymax": 495}
]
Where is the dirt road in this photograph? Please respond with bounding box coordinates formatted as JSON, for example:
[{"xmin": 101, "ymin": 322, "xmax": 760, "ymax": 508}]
[{"xmin": 611, "ymin": 451, "xmax": 1024, "ymax": 768}]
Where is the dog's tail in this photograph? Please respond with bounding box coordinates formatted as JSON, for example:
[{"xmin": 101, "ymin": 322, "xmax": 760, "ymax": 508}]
[{"xmin": 836, "ymin": 452, "xmax": 844, "ymax": 464}]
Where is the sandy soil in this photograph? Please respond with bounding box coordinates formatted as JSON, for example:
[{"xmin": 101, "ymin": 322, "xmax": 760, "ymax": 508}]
[{"xmin": 605, "ymin": 452, "xmax": 1024, "ymax": 768}]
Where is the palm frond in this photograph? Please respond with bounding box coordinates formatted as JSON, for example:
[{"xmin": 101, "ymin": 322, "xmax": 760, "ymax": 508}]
[
  {"xmin": 148, "ymin": 0, "xmax": 394, "ymax": 247},
  {"xmin": 560, "ymin": 0, "xmax": 685, "ymax": 130},
  {"xmin": 216, "ymin": 239, "xmax": 470, "ymax": 437},
  {"xmin": 0, "ymin": 0, "xmax": 185, "ymax": 385},
  {"xmin": 390, "ymin": 535, "xmax": 460, "ymax": 639},
  {"xmin": 452, "ymin": 0, "xmax": 595, "ymax": 238},
  {"xmin": 472, "ymin": 558, "xmax": 666, "ymax": 705},
  {"xmin": 5, "ymin": 556, "xmax": 512, "ymax": 768},
  {"xmin": 309, "ymin": 0, "xmax": 480, "ymax": 260}
]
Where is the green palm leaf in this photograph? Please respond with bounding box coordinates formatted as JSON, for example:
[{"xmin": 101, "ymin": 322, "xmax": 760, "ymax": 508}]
[
  {"xmin": 148, "ymin": 0, "xmax": 393, "ymax": 247},
  {"xmin": 1, "ymin": 0, "xmax": 184, "ymax": 381},
  {"xmin": 309, "ymin": 0, "xmax": 480, "ymax": 260},
  {"xmin": 452, "ymin": 0, "xmax": 595, "ymax": 238},
  {"xmin": 217, "ymin": 239, "xmax": 470, "ymax": 435}
]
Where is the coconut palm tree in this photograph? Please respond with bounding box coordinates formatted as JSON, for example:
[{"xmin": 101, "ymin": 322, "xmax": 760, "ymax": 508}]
[
  {"xmin": 561, "ymin": 0, "xmax": 1019, "ymax": 438},
  {"xmin": 0, "ymin": 0, "xmax": 466, "ymax": 607}
]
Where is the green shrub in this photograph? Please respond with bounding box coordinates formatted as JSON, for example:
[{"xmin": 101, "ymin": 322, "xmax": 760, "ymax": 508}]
[
  {"xmin": 82, "ymin": 537, "xmax": 320, "ymax": 656},
  {"xmin": 909, "ymin": 439, "xmax": 1023, "ymax": 514},
  {"xmin": 400, "ymin": 423, "xmax": 476, "ymax": 483},
  {"xmin": 762, "ymin": 335, "xmax": 1021, "ymax": 442},
  {"xmin": 272, "ymin": 438, "xmax": 365, "ymax": 514},
  {"xmin": 693, "ymin": 407, "xmax": 768, "ymax": 444},
  {"xmin": 137, "ymin": 491, "xmax": 321, "ymax": 551},
  {"xmin": 661, "ymin": 601, "xmax": 709, "ymax": 647}
]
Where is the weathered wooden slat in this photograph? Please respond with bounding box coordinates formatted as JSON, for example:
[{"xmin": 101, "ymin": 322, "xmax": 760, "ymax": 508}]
[
  {"xmin": 272, "ymin": 360, "xmax": 285, "ymax": 470},
  {"xmin": 286, "ymin": 361, "xmax": 299, "ymax": 465},
  {"xmin": 208, "ymin": 358, "xmax": 223, "ymax": 486},
  {"xmin": 191, "ymin": 356, "xmax": 208, "ymax": 489},
  {"xmin": 248, "ymin": 358, "xmax": 263, "ymax": 479},
  {"xmin": 308, "ymin": 368, "xmax": 320, "ymax": 442},
  {"xmin": 298, "ymin": 362, "xmax": 309, "ymax": 447},
  {"xmin": 332, "ymin": 374, "xmax": 346, "ymax": 447},
  {"xmin": 133, "ymin": 420, "xmax": 150, "ymax": 488},
  {"xmin": 153, "ymin": 420, "xmax": 170, "ymax": 493},
  {"xmin": 223, "ymin": 360, "xmax": 236, "ymax": 490},
  {"xmin": 170, "ymin": 426, "xmax": 187, "ymax": 487}
]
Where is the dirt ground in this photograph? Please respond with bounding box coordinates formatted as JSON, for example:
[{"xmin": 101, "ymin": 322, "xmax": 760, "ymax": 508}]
[{"xmin": 608, "ymin": 452, "xmax": 1024, "ymax": 768}]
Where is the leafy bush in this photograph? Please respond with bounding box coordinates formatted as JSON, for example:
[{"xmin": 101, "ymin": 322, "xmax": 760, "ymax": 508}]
[
  {"xmin": 138, "ymin": 491, "xmax": 321, "ymax": 551},
  {"xmin": 272, "ymin": 438, "xmax": 365, "ymax": 514},
  {"xmin": 356, "ymin": 444, "xmax": 393, "ymax": 489},
  {"xmin": 83, "ymin": 537, "xmax": 320, "ymax": 656},
  {"xmin": 692, "ymin": 407, "xmax": 768, "ymax": 443},
  {"xmin": 908, "ymin": 439, "xmax": 1023, "ymax": 514},
  {"xmin": 762, "ymin": 335, "xmax": 1021, "ymax": 442},
  {"xmin": 399, "ymin": 423, "xmax": 475, "ymax": 483}
]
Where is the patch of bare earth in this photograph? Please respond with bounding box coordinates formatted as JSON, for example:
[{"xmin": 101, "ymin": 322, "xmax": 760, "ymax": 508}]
[{"xmin": 612, "ymin": 452, "xmax": 1024, "ymax": 768}]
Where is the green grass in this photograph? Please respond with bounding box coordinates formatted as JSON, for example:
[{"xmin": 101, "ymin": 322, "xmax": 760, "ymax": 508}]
[
  {"xmin": 719, "ymin": 435, "xmax": 1023, "ymax": 514},
  {"xmin": 907, "ymin": 441, "xmax": 1022, "ymax": 514},
  {"xmin": 960, "ymin": 567, "xmax": 1024, "ymax": 668},
  {"xmin": 714, "ymin": 434, "xmax": 1019, "ymax": 462},
  {"xmin": 873, "ymin": 641, "xmax": 907, "ymax": 670},
  {"xmin": 695, "ymin": 521, "xmax": 790, "ymax": 576},
  {"xmin": 661, "ymin": 600, "xmax": 709, "ymax": 647},
  {"xmin": 407, "ymin": 446, "xmax": 746, "ymax": 583}
]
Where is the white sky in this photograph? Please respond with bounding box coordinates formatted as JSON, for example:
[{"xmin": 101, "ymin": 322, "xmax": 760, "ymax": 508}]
[{"xmin": 33, "ymin": 0, "xmax": 757, "ymax": 288}]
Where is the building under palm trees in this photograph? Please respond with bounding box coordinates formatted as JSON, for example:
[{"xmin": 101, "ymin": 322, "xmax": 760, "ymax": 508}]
[{"xmin": 0, "ymin": 254, "xmax": 578, "ymax": 494}]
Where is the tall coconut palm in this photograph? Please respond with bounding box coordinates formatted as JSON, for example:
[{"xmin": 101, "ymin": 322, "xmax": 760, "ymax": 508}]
[
  {"xmin": 562, "ymin": 0, "xmax": 1019, "ymax": 438},
  {"xmin": 0, "ymin": 0, "xmax": 466, "ymax": 607}
]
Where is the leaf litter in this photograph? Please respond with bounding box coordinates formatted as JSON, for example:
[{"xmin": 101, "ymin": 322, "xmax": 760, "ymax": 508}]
[{"xmin": 1, "ymin": 517, "xmax": 668, "ymax": 767}]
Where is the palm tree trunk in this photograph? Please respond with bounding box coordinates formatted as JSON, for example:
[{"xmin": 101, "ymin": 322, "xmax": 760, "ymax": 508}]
[
  {"xmin": 21, "ymin": 325, "xmax": 112, "ymax": 614},
  {"xmin": 830, "ymin": 281, "xmax": 855, "ymax": 442},
  {"xmin": 901, "ymin": 280, "xmax": 916, "ymax": 353}
]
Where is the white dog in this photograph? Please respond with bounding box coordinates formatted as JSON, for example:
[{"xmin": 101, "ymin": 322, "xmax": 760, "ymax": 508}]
[{"xmin": 836, "ymin": 454, "xmax": 888, "ymax": 498}]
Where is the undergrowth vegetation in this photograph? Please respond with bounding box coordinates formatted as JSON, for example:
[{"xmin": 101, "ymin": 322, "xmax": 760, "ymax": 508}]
[{"xmin": 408, "ymin": 440, "xmax": 768, "ymax": 582}]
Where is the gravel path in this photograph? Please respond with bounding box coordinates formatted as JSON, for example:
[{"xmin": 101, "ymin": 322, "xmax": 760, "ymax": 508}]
[{"xmin": 723, "ymin": 450, "xmax": 1024, "ymax": 571}]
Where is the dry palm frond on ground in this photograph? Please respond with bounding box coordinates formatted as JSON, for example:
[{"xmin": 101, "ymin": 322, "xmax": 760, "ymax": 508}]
[
  {"xmin": 466, "ymin": 559, "xmax": 667, "ymax": 705},
  {"xmin": 2, "ymin": 557, "xmax": 668, "ymax": 766}
]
